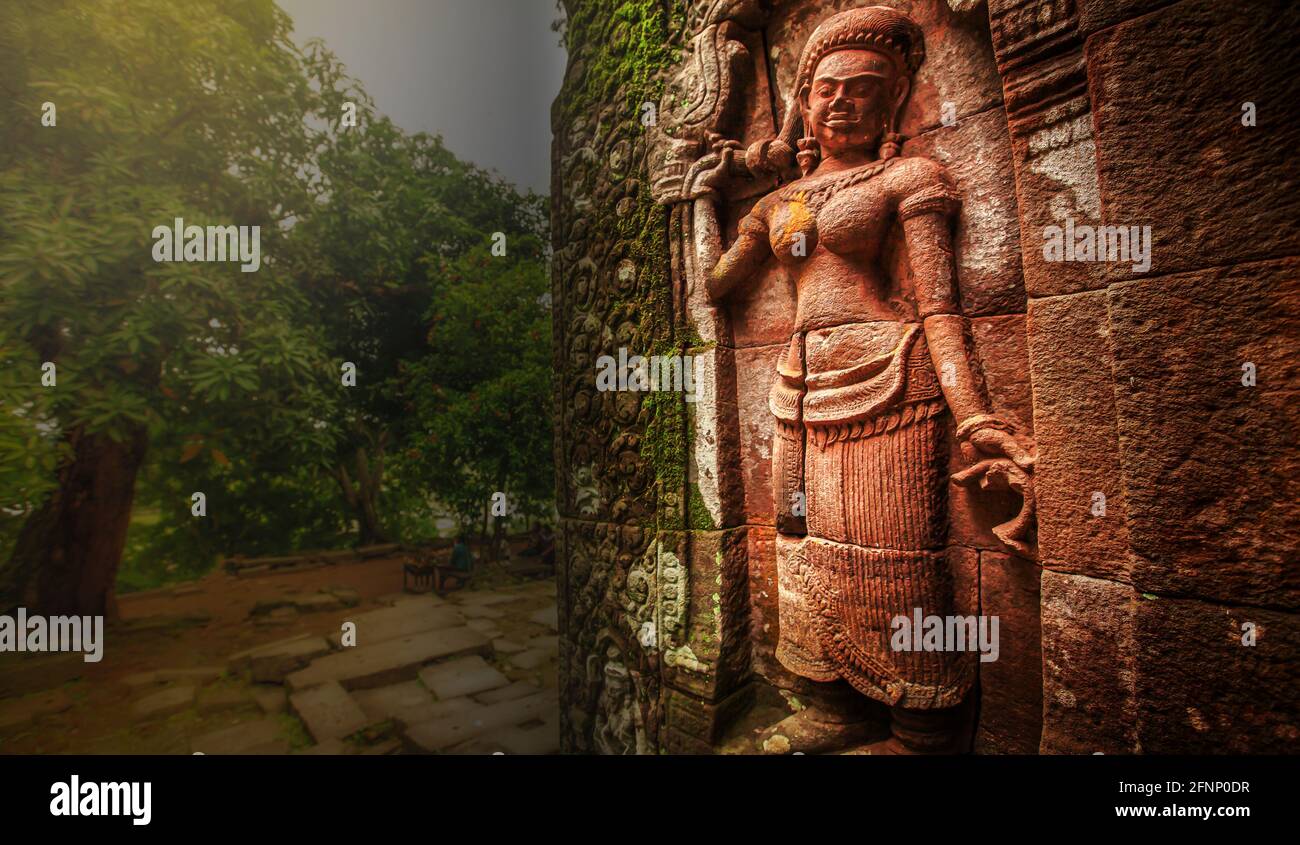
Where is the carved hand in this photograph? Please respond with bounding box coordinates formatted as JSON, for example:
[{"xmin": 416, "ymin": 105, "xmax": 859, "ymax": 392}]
[
  {"xmin": 683, "ymin": 137, "xmax": 742, "ymax": 201},
  {"xmin": 952, "ymin": 426, "xmax": 1037, "ymax": 558}
]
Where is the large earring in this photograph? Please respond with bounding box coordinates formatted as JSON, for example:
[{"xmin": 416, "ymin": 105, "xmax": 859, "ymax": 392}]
[
  {"xmin": 795, "ymin": 119, "xmax": 820, "ymax": 176},
  {"xmin": 879, "ymin": 125, "xmax": 902, "ymax": 161}
]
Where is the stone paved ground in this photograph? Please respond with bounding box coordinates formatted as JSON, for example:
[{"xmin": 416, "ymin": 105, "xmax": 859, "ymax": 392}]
[{"xmin": 0, "ymin": 559, "xmax": 559, "ymax": 755}]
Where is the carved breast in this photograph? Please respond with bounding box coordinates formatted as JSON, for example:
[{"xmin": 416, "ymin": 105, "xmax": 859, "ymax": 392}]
[{"xmin": 764, "ymin": 159, "xmax": 898, "ymax": 264}]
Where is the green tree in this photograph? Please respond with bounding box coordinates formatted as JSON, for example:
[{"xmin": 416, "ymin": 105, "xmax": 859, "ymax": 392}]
[
  {"xmin": 0, "ymin": 0, "xmax": 354, "ymax": 615},
  {"xmin": 396, "ymin": 245, "xmax": 553, "ymax": 538},
  {"xmin": 290, "ymin": 112, "xmax": 547, "ymax": 544}
]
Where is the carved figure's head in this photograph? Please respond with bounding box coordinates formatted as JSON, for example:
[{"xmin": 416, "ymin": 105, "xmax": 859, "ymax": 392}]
[{"xmin": 747, "ymin": 6, "xmax": 924, "ymax": 177}]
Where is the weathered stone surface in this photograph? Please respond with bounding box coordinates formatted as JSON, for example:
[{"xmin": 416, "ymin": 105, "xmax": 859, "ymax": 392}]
[
  {"xmin": 485, "ymin": 721, "xmax": 562, "ymax": 755},
  {"xmin": 350, "ymin": 681, "xmax": 430, "ymax": 721},
  {"xmin": 252, "ymin": 685, "xmax": 286, "ymax": 715},
  {"xmin": 1076, "ymin": 0, "xmax": 1175, "ymax": 36},
  {"xmin": 1026, "ymin": 290, "xmax": 1130, "ymax": 580},
  {"xmin": 121, "ymin": 671, "xmax": 163, "ymax": 689},
  {"xmin": 975, "ymin": 551, "xmax": 1042, "ymax": 754},
  {"xmin": 1040, "ymin": 570, "xmax": 1137, "ymax": 754},
  {"xmin": 402, "ymin": 691, "xmax": 559, "ymax": 753},
  {"xmin": 734, "ymin": 343, "xmax": 786, "ymax": 525},
  {"xmin": 745, "ymin": 525, "xmax": 790, "ymax": 688},
  {"xmin": 456, "ymin": 591, "xmax": 516, "ymax": 607},
  {"xmin": 507, "ymin": 649, "xmax": 551, "ymax": 671},
  {"xmin": 0, "ymin": 689, "xmax": 73, "ymax": 732},
  {"xmin": 132, "ymin": 685, "xmax": 196, "ymax": 721},
  {"xmin": 949, "ymin": 545, "xmax": 979, "ymax": 620},
  {"xmin": 285, "ymin": 626, "xmax": 491, "ymax": 692},
  {"xmin": 474, "ymin": 680, "xmax": 542, "ymax": 705},
  {"xmin": 328, "ymin": 601, "xmax": 464, "ymax": 648},
  {"xmin": 902, "ymin": 109, "xmax": 1026, "ymax": 317},
  {"xmin": 525, "ymin": 635, "xmax": 559, "ymax": 652},
  {"xmin": 492, "ymin": 638, "xmax": 526, "ymax": 654},
  {"xmin": 190, "ymin": 717, "xmax": 286, "ymax": 755},
  {"xmin": 663, "ymin": 684, "xmax": 754, "ymax": 753},
  {"xmin": 352, "ymin": 680, "xmax": 475, "ymax": 725},
  {"xmin": 289, "ymin": 681, "xmax": 370, "ymax": 743},
  {"xmin": 417, "ymin": 656, "xmax": 510, "ymax": 700},
  {"xmin": 154, "ymin": 667, "xmax": 222, "ymax": 685},
  {"xmin": 1007, "ymin": 96, "xmax": 1104, "ymax": 297},
  {"xmin": 1108, "ymin": 259, "xmax": 1300, "ymax": 608},
  {"xmin": 556, "ymin": 519, "xmax": 658, "ymax": 753},
  {"xmin": 464, "ymin": 618, "xmax": 503, "ymax": 639},
  {"xmin": 233, "ymin": 637, "xmax": 331, "ymax": 684},
  {"xmin": 663, "ymin": 527, "xmax": 751, "ymax": 703},
  {"xmin": 197, "ymin": 686, "xmax": 254, "ymax": 716},
  {"xmin": 1134, "ymin": 595, "xmax": 1300, "ymax": 753},
  {"xmin": 528, "ymin": 605, "xmax": 558, "ymax": 631},
  {"xmin": 1087, "ymin": 0, "xmax": 1300, "ymax": 281},
  {"xmin": 686, "ymin": 344, "xmax": 745, "ymax": 530}
]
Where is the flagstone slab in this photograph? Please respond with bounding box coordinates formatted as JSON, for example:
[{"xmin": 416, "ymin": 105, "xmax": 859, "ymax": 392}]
[
  {"xmin": 417, "ymin": 655, "xmax": 509, "ymax": 700},
  {"xmin": 460, "ymin": 605, "xmax": 504, "ymax": 620},
  {"xmin": 0, "ymin": 689, "xmax": 73, "ymax": 732},
  {"xmin": 492, "ymin": 638, "xmax": 526, "ymax": 654},
  {"xmin": 327, "ymin": 603, "xmax": 465, "ymax": 648},
  {"xmin": 352, "ymin": 682, "xmax": 476, "ymax": 725},
  {"xmin": 290, "ymin": 681, "xmax": 369, "ymax": 743},
  {"xmin": 197, "ymin": 686, "xmax": 254, "ymax": 716},
  {"xmin": 231, "ymin": 637, "xmax": 332, "ymax": 683},
  {"xmin": 401, "ymin": 691, "xmax": 559, "ymax": 753},
  {"xmin": 474, "ymin": 680, "xmax": 542, "ymax": 705},
  {"xmin": 455, "ymin": 591, "xmax": 516, "ymax": 607},
  {"xmin": 190, "ymin": 717, "xmax": 286, "ymax": 754},
  {"xmin": 252, "ymin": 685, "xmax": 287, "ymax": 715},
  {"xmin": 465, "ymin": 618, "xmax": 504, "ymax": 638},
  {"xmin": 132, "ymin": 686, "xmax": 196, "ymax": 721},
  {"xmin": 285, "ymin": 626, "xmax": 491, "ymax": 692},
  {"xmin": 528, "ymin": 606, "xmax": 558, "ymax": 631},
  {"xmin": 489, "ymin": 721, "xmax": 561, "ymax": 755},
  {"xmin": 507, "ymin": 649, "xmax": 551, "ymax": 671},
  {"xmin": 525, "ymin": 635, "xmax": 559, "ymax": 652}
]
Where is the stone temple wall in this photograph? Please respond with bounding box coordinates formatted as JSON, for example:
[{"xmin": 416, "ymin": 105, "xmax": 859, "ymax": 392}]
[{"xmin": 552, "ymin": 0, "xmax": 1298, "ymax": 753}]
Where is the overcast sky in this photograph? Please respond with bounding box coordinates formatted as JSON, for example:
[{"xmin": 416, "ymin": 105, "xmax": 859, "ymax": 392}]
[{"xmin": 277, "ymin": 0, "xmax": 567, "ymax": 195}]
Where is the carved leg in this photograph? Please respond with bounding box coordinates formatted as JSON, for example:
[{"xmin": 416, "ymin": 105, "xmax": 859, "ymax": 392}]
[
  {"xmin": 854, "ymin": 704, "xmax": 964, "ymax": 755},
  {"xmin": 757, "ymin": 678, "xmax": 888, "ymax": 755}
]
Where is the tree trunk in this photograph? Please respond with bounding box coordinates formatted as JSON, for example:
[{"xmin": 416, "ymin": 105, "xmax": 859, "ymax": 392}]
[
  {"xmin": 333, "ymin": 445, "xmax": 390, "ymax": 546},
  {"xmin": 0, "ymin": 425, "xmax": 148, "ymax": 618}
]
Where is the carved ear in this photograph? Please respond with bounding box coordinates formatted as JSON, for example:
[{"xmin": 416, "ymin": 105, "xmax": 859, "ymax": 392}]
[
  {"xmin": 890, "ymin": 76, "xmax": 912, "ymax": 128},
  {"xmin": 797, "ymin": 84, "xmax": 812, "ymax": 125}
]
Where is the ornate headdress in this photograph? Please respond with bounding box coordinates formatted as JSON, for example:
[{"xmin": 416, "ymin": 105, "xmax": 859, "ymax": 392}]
[{"xmin": 746, "ymin": 6, "xmax": 925, "ymax": 176}]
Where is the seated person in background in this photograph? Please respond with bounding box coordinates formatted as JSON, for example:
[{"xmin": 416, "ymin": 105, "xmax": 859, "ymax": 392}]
[{"xmin": 450, "ymin": 536, "xmax": 473, "ymax": 572}]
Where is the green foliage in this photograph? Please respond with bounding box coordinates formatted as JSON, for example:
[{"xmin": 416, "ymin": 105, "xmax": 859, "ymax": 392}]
[
  {"xmin": 0, "ymin": 0, "xmax": 556, "ymax": 583},
  {"xmin": 396, "ymin": 246, "xmax": 553, "ymax": 529},
  {"xmin": 0, "ymin": 0, "xmax": 362, "ymax": 576}
]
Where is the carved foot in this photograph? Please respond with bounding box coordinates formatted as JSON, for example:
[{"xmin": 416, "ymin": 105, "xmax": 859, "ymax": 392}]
[
  {"xmin": 865, "ymin": 705, "xmax": 964, "ymax": 754},
  {"xmin": 757, "ymin": 708, "xmax": 885, "ymax": 755}
]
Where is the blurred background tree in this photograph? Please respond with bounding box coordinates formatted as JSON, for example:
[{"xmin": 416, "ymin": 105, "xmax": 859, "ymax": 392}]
[{"xmin": 0, "ymin": 0, "xmax": 553, "ymax": 614}]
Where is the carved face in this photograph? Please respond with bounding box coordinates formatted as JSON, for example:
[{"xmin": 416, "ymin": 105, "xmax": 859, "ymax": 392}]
[{"xmin": 801, "ymin": 49, "xmax": 909, "ymax": 159}]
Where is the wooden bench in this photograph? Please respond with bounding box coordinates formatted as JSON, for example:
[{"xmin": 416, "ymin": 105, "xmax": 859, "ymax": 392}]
[{"xmin": 402, "ymin": 562, "xmax": 437, "ymax": 593}]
